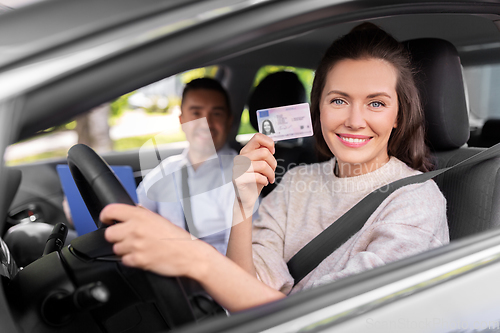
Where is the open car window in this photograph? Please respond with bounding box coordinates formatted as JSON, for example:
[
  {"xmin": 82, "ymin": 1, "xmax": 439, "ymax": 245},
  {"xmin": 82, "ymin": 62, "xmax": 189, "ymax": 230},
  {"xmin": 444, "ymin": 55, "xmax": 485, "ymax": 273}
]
[{"xmin": 5, "ymin": 66, "xmax": 220, "ymax": 166}]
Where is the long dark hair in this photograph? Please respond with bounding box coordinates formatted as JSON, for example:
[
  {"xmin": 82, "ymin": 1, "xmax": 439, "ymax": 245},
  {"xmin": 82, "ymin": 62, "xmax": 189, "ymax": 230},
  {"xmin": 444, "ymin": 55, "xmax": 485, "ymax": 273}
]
[{"xmin": 311, "ymin": 23, "xmax": 433, "ymax": 172}]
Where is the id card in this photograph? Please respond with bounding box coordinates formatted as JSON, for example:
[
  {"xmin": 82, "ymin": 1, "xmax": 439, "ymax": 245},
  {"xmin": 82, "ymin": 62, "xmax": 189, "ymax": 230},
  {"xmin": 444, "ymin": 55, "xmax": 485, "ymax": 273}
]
[{"xmin": 256, "ymin": 103, "xmax": 313, "ymax": 141}]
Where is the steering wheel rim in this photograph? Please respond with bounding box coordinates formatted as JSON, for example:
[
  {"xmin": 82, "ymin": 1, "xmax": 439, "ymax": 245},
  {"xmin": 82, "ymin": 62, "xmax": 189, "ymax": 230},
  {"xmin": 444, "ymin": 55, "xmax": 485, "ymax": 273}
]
[
  {"xmin": 65, "ymin": 143, "xmax": 199, "ymax": 330},
  {"xmin": 67, "ymin": 144, "xmax": 136, "ymax": 228}
]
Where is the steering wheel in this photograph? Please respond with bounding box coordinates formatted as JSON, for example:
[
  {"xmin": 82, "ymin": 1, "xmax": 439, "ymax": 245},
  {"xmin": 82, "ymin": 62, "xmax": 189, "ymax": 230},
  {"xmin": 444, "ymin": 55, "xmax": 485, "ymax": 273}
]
[
  {"xmin": 67, "ymin": 143, "xmax": 137, "ymax": 228},
  {"xmin": 6, "ymin": 144, "xmax": 203, "ymax": 333}
]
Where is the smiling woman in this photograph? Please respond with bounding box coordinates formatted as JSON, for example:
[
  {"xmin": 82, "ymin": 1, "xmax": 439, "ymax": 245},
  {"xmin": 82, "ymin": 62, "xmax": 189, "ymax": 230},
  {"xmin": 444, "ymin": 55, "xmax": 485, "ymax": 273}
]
[
  {"xmin": 100, "ymin": 22, "xmax": 449, "ymax": 314},
  {"xmin": 228, "ymin": 22, "xmax": 448, "ymax": 297},
  {"xmin": 312, "ymin": 23, "xmax": 433, "ymax": 176}
]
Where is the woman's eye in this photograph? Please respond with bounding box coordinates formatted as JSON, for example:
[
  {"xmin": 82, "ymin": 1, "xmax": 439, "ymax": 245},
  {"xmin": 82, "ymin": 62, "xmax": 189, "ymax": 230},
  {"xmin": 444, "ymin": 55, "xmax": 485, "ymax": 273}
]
[
  {"xmin": 331, "ymin": 99, "xmax": 345, "ymax": 105},
  {"xmin": 369, "ymin": 101, "xmax": 385, "ymax": 108}
]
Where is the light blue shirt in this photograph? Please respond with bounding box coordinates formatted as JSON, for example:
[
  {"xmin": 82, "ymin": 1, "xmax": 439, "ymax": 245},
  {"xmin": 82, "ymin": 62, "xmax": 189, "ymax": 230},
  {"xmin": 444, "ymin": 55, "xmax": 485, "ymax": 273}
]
[{"xmin": 136, "ymin": 145, "xmax": 237, "ymax": 254}]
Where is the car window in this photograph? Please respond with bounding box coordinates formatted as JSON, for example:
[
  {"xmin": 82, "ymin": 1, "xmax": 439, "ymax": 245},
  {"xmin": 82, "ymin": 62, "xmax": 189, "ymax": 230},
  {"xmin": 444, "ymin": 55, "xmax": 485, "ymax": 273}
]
[
  {"xmin": 463, "ymin": 64, "xmax": 500, "ymax": 127},
  {"xmin": 236, "ymin": 65, "xmax": 314, "ymax": 143},
  {"xmin": 5, "ymin": 66, "xmax": 219, "ymax": 166}
]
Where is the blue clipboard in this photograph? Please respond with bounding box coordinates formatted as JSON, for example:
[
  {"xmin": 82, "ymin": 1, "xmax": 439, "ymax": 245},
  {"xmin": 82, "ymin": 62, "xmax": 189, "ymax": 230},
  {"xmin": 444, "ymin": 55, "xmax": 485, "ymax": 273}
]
[{"xmin": 57, "ymin": 164, "xmax": 138, "ymax": 236}]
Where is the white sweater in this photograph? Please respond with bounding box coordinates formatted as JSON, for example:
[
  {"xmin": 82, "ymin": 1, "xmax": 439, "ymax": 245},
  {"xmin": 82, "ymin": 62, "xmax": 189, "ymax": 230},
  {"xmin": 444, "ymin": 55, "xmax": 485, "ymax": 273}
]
[{"xmin": 252, "ymin": 157, "xmax": 449, "ymax": 295}]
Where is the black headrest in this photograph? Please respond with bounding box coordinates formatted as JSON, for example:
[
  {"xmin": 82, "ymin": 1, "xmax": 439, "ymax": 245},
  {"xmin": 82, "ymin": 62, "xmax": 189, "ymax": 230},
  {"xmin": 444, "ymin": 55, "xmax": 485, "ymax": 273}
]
[
  {"xmin": 405, "ymin": 38, "xmax": 469, "ymax": 151},
  {"xmin": 248, "ymin": 71, "xmax": 307, "ymax": 131},
  {"xmin": 481, "ymin": 119, "xmax": 500, "ymax": 140}
]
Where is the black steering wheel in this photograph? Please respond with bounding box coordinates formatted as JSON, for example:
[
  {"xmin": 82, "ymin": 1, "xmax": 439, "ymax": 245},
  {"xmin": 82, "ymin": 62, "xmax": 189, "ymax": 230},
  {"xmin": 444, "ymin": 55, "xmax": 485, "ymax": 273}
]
[
  {"xmin": 67, "ymin": 143, "xmax": 136, "ymax": 228},
  {"xmin": 7, "ymin": 144, "xmax": 203, "ymax": 333}
]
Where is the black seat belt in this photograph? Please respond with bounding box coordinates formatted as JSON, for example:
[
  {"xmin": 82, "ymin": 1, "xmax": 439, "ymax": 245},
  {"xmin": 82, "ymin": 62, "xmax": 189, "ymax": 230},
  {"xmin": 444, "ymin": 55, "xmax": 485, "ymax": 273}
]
[{"xmin": 287, "ymin": 143, "xmax": 500, "ymax": 287}]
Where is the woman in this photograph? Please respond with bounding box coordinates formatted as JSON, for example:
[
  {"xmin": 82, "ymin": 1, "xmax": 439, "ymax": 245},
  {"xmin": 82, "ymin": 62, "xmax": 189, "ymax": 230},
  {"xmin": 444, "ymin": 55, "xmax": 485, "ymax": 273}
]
[
  {"xmin": 261, "ymin": 119, "xmax": 275, "ymax": 135},
  {"xmin": 101, "ymin": 23, "xmax": 449, "ymax": 312}
]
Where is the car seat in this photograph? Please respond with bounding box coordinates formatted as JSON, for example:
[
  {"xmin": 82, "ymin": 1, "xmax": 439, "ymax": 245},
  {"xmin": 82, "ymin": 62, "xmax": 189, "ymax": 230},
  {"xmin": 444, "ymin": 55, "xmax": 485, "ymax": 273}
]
[
  {"xmin": 406, "ymin": 38, "xmax": 500, "ymax": 240},
  {"xmin": 248, "ymin": 71, "xmax": 318, "ymax": 197}
]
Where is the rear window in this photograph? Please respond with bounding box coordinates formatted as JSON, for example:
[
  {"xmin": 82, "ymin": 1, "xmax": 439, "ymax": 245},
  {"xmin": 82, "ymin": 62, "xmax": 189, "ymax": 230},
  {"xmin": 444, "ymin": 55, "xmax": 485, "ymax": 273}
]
[{"xmin": 463, "ymin": 64, "xmax": 500, "ymax": 128}]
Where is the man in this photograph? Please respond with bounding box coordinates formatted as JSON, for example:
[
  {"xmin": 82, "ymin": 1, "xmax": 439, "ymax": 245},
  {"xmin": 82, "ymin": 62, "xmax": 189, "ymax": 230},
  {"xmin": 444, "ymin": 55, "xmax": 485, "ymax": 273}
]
[{"xmin": 136, "ymin": 78, "xmax": 237, "ymax": 254}]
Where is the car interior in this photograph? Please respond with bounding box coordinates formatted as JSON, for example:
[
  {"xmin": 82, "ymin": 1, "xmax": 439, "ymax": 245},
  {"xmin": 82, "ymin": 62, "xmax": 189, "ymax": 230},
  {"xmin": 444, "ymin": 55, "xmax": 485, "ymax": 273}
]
[{"xmin": 3, "ymin": 4, "xmax": 500, "ymax": 332}]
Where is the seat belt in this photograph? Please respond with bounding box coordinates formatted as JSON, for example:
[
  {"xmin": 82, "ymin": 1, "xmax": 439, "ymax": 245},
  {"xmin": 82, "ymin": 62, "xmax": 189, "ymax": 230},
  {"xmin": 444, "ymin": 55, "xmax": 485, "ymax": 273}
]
[
  {"xmin": 181, "ymin": 165, "xmax": 199, "ymax": 238},
  {"xmin": 287, "ymin": 143, "xmax": 500, "ymax": 287}
]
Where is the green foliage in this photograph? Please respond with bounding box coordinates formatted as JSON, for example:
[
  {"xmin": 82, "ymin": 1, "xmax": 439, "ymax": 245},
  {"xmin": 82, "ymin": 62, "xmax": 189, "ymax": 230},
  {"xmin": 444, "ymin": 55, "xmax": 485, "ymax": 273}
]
[
  {"xmin": 237, "ymin": 109, "xmax": 257, "ymax": 135},
  {"xmin": 65, "ymin": 121, "xmax": 77, "ymax": 130},
  {"xmin": 180, "ymin": 66, "xmax": 219, "ymax": 85},
  {"xmin": 110, "ymin": 91, "xmax": 135, "ymax": 118},
  {"xmin": 35, "ymin": 119, "xmax": 77, "ymax": 136}
]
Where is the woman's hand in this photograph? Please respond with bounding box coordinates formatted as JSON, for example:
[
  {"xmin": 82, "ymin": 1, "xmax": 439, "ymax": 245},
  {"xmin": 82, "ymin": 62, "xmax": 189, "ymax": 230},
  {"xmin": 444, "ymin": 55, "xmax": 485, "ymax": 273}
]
[
  {"xmin": 101, "ymin": 204, "xmax": 215, "ymax": 280},
  {"xmin": 101, "ymin": 203, "xmax": 286, "ymax": 313},
  {"xmin": 232, "ymin": 133, "xmax": 277, "ymax": 217}
]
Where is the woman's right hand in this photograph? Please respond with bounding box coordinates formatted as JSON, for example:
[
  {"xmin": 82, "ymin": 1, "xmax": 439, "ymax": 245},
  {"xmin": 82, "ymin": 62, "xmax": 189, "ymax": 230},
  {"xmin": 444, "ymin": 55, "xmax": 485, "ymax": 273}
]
[{"xmin": 232, "ymin": 133, "xmax": 277, "ymax": 217}]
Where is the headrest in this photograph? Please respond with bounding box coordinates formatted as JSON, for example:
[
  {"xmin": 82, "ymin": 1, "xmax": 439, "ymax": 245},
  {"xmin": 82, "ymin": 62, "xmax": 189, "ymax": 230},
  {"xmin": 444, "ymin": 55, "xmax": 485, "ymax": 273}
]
[
  {"xmin": 481, "ymin": 119, "xmax": 500, "ymax": 140},
  {"xmin": 405, "ymin": 38, "xmax": 469, "ymax": 151},
  {"xmin": 248, "ymin": 71, "xmax": 307, "ymax": 131}
]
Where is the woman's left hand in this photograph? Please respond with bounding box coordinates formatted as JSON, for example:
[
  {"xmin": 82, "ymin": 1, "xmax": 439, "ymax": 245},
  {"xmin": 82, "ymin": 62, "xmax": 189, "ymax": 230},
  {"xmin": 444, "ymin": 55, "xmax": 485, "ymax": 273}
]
[{"xmin": 101, "ymin": 203, "xmax": 214, "ymax": 279}]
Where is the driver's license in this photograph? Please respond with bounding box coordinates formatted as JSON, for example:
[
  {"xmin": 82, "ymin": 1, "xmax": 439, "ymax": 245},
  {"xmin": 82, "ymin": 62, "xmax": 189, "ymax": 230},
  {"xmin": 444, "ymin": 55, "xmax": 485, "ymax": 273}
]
[{"xmin": 256, "ymin": 103, "xmax": 313, "ymax": 141}]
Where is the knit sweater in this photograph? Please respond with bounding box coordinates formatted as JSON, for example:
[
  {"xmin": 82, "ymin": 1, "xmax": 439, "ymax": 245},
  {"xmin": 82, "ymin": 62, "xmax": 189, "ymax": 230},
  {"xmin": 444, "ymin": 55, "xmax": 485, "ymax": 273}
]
[{"xmin": 252, "ymin": 157, "xmax": 449, "ymax": 295}]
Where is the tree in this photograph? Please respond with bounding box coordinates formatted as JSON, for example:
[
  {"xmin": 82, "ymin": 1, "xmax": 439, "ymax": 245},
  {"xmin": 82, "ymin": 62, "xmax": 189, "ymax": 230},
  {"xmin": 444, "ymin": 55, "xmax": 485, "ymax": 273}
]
[{"xmin": 75, "ymin": 103, "xmax": 112, "ymax": 153}]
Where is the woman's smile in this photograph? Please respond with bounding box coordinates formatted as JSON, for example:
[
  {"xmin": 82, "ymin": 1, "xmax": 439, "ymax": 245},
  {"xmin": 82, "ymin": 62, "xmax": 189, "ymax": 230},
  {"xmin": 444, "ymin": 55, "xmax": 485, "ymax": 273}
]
[{"xmin": 336, "ymin": 133, "xmax": 372, "ymax": 148}]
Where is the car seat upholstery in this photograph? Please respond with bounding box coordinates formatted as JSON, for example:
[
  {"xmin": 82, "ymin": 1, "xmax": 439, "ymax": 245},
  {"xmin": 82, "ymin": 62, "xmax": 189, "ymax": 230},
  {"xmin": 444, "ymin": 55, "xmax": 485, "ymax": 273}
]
[
  {"xmin": 406, "ymin": 38, "xmax": 500, "ymax": 240},
  {"xmin": 248, "ymin": 71, "xmax": 318, "ymax": 197}
]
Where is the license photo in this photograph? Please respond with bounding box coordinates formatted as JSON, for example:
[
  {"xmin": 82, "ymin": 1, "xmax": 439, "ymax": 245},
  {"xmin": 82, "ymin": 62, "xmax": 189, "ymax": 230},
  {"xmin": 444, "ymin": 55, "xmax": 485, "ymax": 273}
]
[{"xmin": 256, "ymin": 103, "xmax": 313, "ymax": 141}]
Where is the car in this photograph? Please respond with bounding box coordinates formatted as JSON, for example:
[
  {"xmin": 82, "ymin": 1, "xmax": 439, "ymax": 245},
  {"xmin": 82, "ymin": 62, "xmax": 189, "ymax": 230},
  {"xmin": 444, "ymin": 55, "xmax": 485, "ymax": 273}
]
[{"xmin": 2, "ymin": 0, "xmax": 500, "ymax": 332}]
